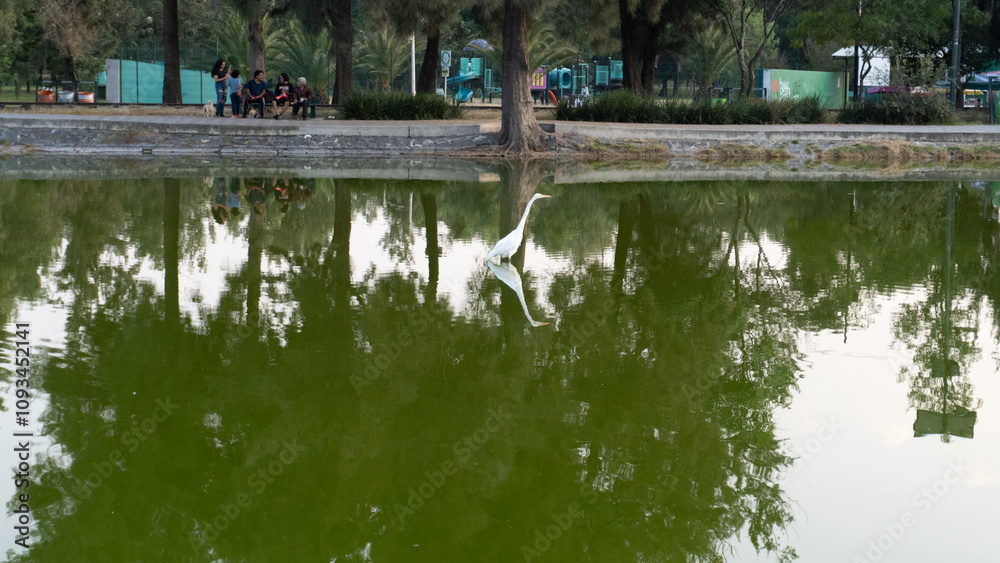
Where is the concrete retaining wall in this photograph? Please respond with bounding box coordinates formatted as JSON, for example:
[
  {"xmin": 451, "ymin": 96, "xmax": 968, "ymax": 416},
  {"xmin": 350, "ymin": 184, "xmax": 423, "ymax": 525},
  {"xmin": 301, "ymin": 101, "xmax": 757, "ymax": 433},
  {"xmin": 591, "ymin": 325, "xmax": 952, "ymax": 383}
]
[
  {"xmin": 5, "ymin": 113, "xmax": 1000, "ymax": 158},
  {"xmin": 2, "ymin": 154, "xmax": 997, "ymax": 183},
  {"xmin": 0, "ymin": 114, "xmax": 499, "ymax": 156}
]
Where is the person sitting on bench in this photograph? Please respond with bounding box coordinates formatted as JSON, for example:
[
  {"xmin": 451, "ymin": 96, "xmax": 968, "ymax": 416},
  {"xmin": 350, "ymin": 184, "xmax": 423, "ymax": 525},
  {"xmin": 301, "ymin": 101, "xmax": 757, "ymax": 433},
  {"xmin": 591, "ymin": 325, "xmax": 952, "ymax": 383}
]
[
  {"xmin": 242, "ymin": 70, "xmax": 270, "ymax": 117},
  {"xmin": 272, "ymin": 73, "xmax": 292, "ymax": 119},
  {"xmin": 291, "ymin": 77, "xmax": 315, "ymax": 120}
]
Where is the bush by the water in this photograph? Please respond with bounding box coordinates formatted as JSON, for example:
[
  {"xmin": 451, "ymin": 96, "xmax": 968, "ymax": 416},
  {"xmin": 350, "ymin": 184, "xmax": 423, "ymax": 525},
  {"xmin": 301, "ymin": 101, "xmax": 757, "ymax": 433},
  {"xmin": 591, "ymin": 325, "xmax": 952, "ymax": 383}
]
[
  {"xmin": 838, "ymin": 93, "xmax": 951, "ymax": 125},
  {"xmin": 342, "ymin": 91, "xmax": 462, "ymax": 120},
  {"xmin": 556, "ymin": 89, "xmax": 825, "ymax": 124}
]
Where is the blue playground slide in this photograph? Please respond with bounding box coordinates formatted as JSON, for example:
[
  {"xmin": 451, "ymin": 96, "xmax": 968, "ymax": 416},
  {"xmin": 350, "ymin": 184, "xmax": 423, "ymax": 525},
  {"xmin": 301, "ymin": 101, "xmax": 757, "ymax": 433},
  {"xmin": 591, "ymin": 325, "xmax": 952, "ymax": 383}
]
[{"xmin": 446, "ymin": 71, "xmax": 476, "ymax": 103}]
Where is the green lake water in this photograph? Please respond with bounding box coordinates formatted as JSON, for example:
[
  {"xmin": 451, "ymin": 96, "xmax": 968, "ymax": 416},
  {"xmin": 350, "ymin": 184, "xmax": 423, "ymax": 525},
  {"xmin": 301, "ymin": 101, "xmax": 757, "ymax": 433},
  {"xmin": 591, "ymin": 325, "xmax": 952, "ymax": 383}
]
[{"xmin": 1, "ymin": 164, "xmax": 999, "ymax": 562}]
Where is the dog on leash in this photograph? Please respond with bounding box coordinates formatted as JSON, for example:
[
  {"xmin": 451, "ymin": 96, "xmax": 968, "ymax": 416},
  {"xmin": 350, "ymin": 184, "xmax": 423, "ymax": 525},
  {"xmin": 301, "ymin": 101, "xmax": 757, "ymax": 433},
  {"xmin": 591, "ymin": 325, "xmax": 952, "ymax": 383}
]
[
  {"xmin": 248, "ymin": 107, "xmax": 258, "ymax": 118},
  {"xmin": 202, "ymin": 102, "xmax": 214, "ymax": 117}
]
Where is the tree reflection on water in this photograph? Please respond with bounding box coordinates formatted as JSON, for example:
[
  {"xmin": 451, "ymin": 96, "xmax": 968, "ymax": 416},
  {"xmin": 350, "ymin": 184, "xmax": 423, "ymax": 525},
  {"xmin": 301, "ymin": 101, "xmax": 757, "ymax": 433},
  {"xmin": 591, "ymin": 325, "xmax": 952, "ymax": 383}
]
[{"xmin": 0, "ymin": 168, "xmax": 997, "ymax": 562}]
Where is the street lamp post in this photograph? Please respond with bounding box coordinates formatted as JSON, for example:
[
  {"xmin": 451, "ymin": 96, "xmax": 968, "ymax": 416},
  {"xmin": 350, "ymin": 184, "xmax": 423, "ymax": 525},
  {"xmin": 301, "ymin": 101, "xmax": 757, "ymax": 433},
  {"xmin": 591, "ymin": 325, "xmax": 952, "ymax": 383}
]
[
  {"xmin": 949, "ymin": 0, "xmax": 961, "ymax": 104},
  {"xmin": 147, "ymin": 17, "xmax": 155, "ymax": 64}
]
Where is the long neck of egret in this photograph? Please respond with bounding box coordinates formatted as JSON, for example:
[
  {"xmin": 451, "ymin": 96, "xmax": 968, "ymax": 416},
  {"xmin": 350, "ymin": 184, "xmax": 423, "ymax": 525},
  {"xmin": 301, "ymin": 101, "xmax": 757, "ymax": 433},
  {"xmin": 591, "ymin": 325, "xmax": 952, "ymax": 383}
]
[{"xmin": 517, "ymin": 195, "xmax": 544, "ymax": 233}]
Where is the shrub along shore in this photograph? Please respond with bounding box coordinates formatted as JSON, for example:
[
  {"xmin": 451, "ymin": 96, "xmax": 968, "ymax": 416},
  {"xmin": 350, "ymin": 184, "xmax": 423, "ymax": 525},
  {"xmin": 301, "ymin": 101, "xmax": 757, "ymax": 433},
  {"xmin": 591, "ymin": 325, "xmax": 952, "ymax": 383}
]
[
  {"xmin": 335, "ymin": 88, "xmax": 958, "ymax": 127},
  {"xmin": 556, "ymin": 89, "xmax": 955, "ymax": 126}
]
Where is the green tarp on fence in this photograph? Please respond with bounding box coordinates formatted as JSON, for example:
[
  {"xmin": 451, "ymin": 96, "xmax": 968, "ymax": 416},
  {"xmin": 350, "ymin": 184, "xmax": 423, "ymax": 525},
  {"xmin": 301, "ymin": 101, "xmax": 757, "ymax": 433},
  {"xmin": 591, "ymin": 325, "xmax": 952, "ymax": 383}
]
[
  {"xmin": 757, "ymin": 69, "xmax": 847, "ymax": 109},
  {"xmin": 107, "ymin": 59, "xmax": 217, "ymax": 104}
]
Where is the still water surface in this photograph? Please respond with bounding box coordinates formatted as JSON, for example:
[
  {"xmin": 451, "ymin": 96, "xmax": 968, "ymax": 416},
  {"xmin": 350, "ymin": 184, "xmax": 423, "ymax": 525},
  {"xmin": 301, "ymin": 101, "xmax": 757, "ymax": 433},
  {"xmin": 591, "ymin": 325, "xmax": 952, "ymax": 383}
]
[{"xmin": 1, "ymin": 166, "xmax": 999, "ymax": 562}]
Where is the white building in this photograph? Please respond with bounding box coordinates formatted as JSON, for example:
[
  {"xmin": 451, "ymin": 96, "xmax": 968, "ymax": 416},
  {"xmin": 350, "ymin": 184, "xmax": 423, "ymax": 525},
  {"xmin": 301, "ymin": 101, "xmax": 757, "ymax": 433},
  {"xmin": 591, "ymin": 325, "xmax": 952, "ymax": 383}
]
[{"xmin": 832, "ymin": 47, "xmax": 890, "ymax": 88}]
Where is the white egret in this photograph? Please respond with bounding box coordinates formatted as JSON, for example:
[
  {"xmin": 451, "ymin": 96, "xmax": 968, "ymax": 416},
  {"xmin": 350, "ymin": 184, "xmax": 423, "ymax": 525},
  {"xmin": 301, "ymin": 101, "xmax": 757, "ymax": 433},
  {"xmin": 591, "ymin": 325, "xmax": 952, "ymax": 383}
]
[
  {"xmin": 486, "ymin": 193, "xmax": 551, "ymax": 262},
  {"xmin": 488, "ymin": 261, "xmax": 548, "ymax": 327}
]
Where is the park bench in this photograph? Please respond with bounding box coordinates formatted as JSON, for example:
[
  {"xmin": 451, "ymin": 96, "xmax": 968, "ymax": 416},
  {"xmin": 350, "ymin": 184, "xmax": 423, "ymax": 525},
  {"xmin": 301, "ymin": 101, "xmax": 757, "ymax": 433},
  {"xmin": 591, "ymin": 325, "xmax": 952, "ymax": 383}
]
[{"xmin": 245, "ymin": 79, "xmax": 316, "ymax": 118}]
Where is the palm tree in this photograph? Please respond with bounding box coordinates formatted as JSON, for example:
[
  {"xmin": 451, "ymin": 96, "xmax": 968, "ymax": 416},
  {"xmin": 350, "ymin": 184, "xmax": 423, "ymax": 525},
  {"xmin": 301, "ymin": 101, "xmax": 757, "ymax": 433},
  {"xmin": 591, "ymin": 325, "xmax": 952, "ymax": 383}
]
[
  {"xmin": 216, "ymin": 12, "xmax": 277, "ymax": 76},
  {"xmin": 355, "ymin": 27, "xmax": 409, "ymax": 92},
  {"xmin": 688, "ymin": 23, "xmax": 736, "ymax": 98},
  {"xmin": 272, "ymin": 20, "xmax": 333, "ymax": 97}
]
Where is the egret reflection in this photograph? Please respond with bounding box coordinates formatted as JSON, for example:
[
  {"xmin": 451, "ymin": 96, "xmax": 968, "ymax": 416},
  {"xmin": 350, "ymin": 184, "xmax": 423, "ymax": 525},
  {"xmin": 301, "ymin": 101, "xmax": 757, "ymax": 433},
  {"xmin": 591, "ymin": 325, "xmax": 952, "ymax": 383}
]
[{"xmin": 488, "ymin": 261, "xmax": 549, "ymax": 327}]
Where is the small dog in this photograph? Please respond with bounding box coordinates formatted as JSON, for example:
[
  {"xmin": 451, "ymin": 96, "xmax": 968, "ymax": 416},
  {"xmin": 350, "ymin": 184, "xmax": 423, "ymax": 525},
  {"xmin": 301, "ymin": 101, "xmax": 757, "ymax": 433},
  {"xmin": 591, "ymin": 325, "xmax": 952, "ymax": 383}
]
[
  {"xmin": 202, "ymin": 102, "xmax": 214, "ymax": 118},
  {"xmin": 248, "ymin": 107, "xmax": 258, "ymax": 118}
]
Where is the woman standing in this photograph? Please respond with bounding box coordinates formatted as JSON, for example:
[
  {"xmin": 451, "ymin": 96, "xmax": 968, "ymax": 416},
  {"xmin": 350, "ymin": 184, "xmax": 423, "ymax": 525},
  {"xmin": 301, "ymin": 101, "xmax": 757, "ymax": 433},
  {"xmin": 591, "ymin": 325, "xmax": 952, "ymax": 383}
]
[{"xmin": 211, "ymin": 59, "xmax": 230, "ymax": 117}]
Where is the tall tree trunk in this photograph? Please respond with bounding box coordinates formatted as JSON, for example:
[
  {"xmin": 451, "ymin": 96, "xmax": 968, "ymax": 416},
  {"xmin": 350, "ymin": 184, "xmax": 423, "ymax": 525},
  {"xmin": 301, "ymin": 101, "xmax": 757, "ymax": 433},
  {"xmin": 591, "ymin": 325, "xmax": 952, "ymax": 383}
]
[
  {"xmin": 673, "ymin": 57, "xmax": 681, "ymax": 97},
  {"xmin": 736, "ymin": 43, "xmax": 750, "ymax": 99},
  {"xmin": 639, "ymin": 48, "xmax": 660, "ymax": 97},
  {"xmin": 162, "ymin": 0, "xmax": 182, "ymax": 103},
  {"xmin": 619, "ymin": 0, "xmax": 669, "ymax": 97},
  {"xmin": 619, "ymin": 0, "xmax": 643, "ymax": 93},
  {"xmin": 417, "ymin": 26, "xmax": 440, "ymax": 94},
  {"xmin": 852, "ymin": 45, "xmax": 860, "ymax": 100},
  {"xmin": 248, "ymin": 0, "xmax": 266, "ymax": 76},
  {"xmin": 331, "ymin": 0, "xmax": 353, "ymax": 104},
  {"xmin": 497, "ymin": 0, "xmax": 552, "ymax": 154}
]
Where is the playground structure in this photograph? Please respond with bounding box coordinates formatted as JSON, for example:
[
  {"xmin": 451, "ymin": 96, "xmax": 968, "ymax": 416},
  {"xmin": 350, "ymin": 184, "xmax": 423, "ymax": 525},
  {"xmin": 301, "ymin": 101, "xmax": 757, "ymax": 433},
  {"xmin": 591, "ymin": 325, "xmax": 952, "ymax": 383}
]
[
  {"xmin": 528, "ymin": 58, "xmax": 621, "ymax": 104},
  {"xmin": 443, "ymin": 50, "xmax": 622, "ymax": 105},
  {"xmin": 445, "ymin": 57, "xmax": 482, "ymax": 103}
]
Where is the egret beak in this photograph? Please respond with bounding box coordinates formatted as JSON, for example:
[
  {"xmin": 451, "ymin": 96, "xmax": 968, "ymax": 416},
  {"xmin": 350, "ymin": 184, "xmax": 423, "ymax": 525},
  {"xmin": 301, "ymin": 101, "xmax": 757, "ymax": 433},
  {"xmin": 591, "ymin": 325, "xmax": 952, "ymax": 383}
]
[{"xmin": 538, "ymin": 194, "xmax": 552, "ymax": 198}]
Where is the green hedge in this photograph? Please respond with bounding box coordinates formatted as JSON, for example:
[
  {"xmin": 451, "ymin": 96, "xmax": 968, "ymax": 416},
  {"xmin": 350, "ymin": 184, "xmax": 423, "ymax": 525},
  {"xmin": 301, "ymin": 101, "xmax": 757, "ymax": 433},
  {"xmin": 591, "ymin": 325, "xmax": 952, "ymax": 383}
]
[
  {"xmin": 556, "ymin": 89, "xmax": 825, "ymax": 125},
  {"xmin": 342, "ymin": 91, "xmax": 462, "ymax": 120},
  {"xmin": 838, "ymin": 93, "xmax": 951, "ymax": 125}
]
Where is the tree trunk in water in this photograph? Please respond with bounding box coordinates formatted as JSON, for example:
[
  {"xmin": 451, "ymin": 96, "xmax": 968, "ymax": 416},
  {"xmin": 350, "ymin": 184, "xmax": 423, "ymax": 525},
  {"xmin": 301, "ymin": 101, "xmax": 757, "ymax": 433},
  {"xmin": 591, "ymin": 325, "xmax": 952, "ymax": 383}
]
[
  {"xmin": 331, "ymin": 0, "xmax": 353, "ymax": 104},
  {"xmin": 417, "ymin": 28, "xmax": 440, "ymax": 94},
  {"xmin": 163, "ymin": 179, "xmax": 180, "ymax": 324},
  {"xmin": 329, "ymin": 181, "xmax": 352, "ymax": 306},
  {"xmin": 162, "ymin": 0, "xmax": 182, "ymax": 103},
  {"xmin": 247, "ymin": 0, "xmax": 266, "ymax": 76},
  {"xmin": 420, "ymin": 192, "xmax": 439, "ymax": 302},
  {"xmin": 246, "ymin": 201, "xmax": 265, "ymax": 331},
  {"xmin": 497, "ymin": 0, "xmax": 552, "ymax": 154},
  {"xmin": 637, "ymin": 193, "xmax": 661, "ymax": 271},
  {"xmin": 612, "ymin": 197, "xmax": 639, "ymax": 291}
]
